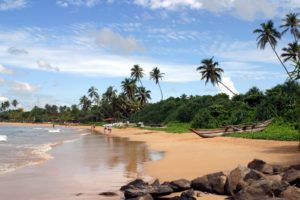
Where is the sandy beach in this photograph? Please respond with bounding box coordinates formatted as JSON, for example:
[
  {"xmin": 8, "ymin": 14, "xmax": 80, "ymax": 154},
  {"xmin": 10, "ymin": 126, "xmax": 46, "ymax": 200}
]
[{"xmin": 1, "ymin": 123, "xmax": 300, "ymax": 200}]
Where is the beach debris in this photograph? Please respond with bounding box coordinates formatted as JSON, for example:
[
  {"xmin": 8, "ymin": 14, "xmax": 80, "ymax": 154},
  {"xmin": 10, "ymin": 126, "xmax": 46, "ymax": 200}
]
[
  {"xmin": 98, "ymin": 191, "xmax": 118, "ymax": 196},
  {"xmin": 120, "ymin": 159, "xmax": 300, "ymax": 200},
  {"xmin": 75, "ymin": 193, "xmax": 83, "ymax": 196}
]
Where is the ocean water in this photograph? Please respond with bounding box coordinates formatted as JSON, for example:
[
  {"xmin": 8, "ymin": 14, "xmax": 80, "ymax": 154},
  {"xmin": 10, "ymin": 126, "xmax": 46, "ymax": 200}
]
[{"xmin": 0, "ymin": 125, "xmax": 86, "ymax": 174}]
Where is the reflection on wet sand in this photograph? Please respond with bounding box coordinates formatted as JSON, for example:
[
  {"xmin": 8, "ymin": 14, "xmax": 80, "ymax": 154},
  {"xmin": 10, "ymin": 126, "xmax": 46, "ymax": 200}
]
[{"xmin": 0, "ymin": 133, "xmax": 163, "ymax": 200}]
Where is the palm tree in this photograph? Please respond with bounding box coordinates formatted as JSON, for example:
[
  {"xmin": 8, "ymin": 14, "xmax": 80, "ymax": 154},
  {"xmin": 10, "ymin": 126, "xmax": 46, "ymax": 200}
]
[
  {"xmin": 79, "ymin": 95, "xmax": 91, "ymax": 111},
  {"xmin": 280, "ymin": 12, "xmax": 300, "ymax": 42},
  {"xmin": 130, "ymin": 64, "xmax": 144, "ymax": 87},
  {"xmin": 281, "ymin": 42, "xmax": 300, "ymax": 62},
  {"xmin": 102, "ymin": 86, "xmax": 117, "ymax": 103},
  {"xmin": 197, "ymin": 57, "xmax": 237, "ymax": 95},
  {"xmin": 150, "ymin": 67, "xmax": 164, "ymax": 101},
  {"xmin": 121, "ymin": 78, "xmax": 137, "ymax": 100},
  {"xmin": 87, "ymin": 86, "xmax": 99, "ymax": 103},
  {"xmin": 254, "ymin": 20, "xmax": 292, "ymax": 79},
  {"xmin": 11, "ymin": 99, "xmax": 18, "ymax": 109},
  {"xmin": 136, "ymin": 87, "xmax": 151, "ymax": 107}
]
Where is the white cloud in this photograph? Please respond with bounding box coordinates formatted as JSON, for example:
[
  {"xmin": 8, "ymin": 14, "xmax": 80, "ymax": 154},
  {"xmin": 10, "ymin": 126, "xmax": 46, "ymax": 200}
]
[
  {"xmin": 132, "ymin": 0, "xmax": 297, "ymax": 21},
  {"xmin": 0, "ymin": 64, "xmax": 13, "ymax": 74},
  {"xmin": 37, "ymin": 60, "xmax": 60, "ymax": 72},
  {"xmin": 0, "ymin": 96, "xmax": 9, "ymax": 102},
  {"xmin": 10, "ymin": 81, "xmax": 38, "ymax": 92},
  {"xmin": 56, "ymin": 0, "xmax": 100, "ymax": 7},
  {"xmin": 217, "ymin": 75, "xmax": 239, "ymax": 98},
  {"xmin": 94, "ymin": 28, "xmax": 144, "ymax": 54},
  {"xmin": 0, "ymin": 0, "xmax": 26, "ymax": 11},
  {"xmin": 7, "ymin": 47, "xmax": 28, "ymax": 55}
]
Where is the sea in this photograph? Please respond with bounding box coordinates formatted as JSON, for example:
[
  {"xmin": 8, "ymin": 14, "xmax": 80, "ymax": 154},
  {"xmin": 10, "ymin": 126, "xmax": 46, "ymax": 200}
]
[
  {"xmin": 0, "ymin": 125, "xmax": 86, "ymax": 175},
  {"xmin": 0, "ymin": 125, "xmax": 164, "ymax": 200}
]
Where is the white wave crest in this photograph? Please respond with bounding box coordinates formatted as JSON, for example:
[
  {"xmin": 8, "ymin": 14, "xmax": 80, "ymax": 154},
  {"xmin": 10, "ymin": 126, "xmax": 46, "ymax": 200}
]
[
  {"xmin": 0, "ymin": 135, "xmax": 7, "ymax": 142},
  {"xmin": 48, "ymin": 129, "xmax": 60, "ymax": 133}
]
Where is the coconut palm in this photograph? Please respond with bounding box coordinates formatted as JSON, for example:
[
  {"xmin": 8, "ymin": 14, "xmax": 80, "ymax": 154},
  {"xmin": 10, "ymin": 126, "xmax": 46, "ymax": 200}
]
[
  {"xmin": 197, "ymin": 57, "xmax": 237, "ymax": 96},
  {"xmin": 280, "ymin": 12, "xmax": 300, "ymax": 42},
  {"xmin": 136, "ymin": 87, "xmax": 151, "ymax": 107},
  {"xmin": 87, "ymin": 86, "xmax": 99, "ymax": 103},
  {"xmin": 150, "ymin": 67, "xmax": 164, "ymax": 101},
  {"xmin": 281, "ymin": 42, "xmax": 300, "ymax": 62},
  {"xmin": 254, "ymin": 20, "xmax": 292, "ymax": 79},
  {"xmin": 121, "ymin": 78, "xmax": 137, "ymax": 100},
  {"xmin": 79, "ymin": 95, "xmax": 91, "ymax": 111},
  {"xmin": 102, "ymin": 86, "xmax": 117, "ymax": 103},
  {"xmin": 130, "ymin": 64, "xmax": 144, "ymax": 87},
  {"xmin": 11, "ymin": 99, "xmax": 18, "ymax": 109}
]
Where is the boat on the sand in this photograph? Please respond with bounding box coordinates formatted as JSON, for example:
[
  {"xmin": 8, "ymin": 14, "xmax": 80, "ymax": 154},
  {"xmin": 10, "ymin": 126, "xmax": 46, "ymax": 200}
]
[{"xmin": 190, "ymin": 119, "xmax": 272, "ymax": 138}]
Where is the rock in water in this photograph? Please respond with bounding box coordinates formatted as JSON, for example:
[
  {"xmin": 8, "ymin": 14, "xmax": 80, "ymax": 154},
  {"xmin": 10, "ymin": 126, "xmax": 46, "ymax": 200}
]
[
  {"xmin": 121, "ymin": 179, "xmax": 149, "ymax": 191},
  {"xmin": 99, "ymin": 191, "xmax": 118, "ymax": 196}
]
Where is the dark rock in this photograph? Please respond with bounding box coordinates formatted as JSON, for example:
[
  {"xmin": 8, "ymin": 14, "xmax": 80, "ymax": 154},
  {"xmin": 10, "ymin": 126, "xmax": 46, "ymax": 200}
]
[
  {"xmin": 75, "ymin": 193, "xmax": 83, "ymax": 196},
  {"xmin": 272, "ymin": 165, "xmax": 287, "ymax": 175},
  {"xmin": 180, "ymin": 189, "xmax": 197, "ymax": 200},
  {"xmin": 150, "ymin": 184, "xmax": 173, "ymax": 197},
  {"xmin": 121, "ymin": 179, "xmax": 149, "ymax": 191},
  {"xmin": 99, "ymin": 191, "xmax": 118, "ymax": 196},
  {"xmin": 248, "ymin": 159, "xmax": 273, "ymax": 175},
  {"xmin": 289, "ymin": 164, "xmax": 300, "ymax": 171},
  {"xmin": 191, "ymin": 172, "xmax": 226, "ymax": 195},
  {"xmin": 282, "ymin": 169, "xmax": 300, "ymax": 186},
  {"xmin": 281, "ymin": 186, "xmax": 300, "ymax": 200},
  {"xmin": 124, "ymin": 188, "xmax": 149, "ymax": 199},
  {"xmin": 151, "ymin": 179, "xmax": 160, "ymax": 188},
  {"xmin": 126, "ymin": 194, "xmax": 154, "ymax": 200},
  {"xmin": 170, "ymin": 179, "xmax": 191, "ymax": 192},
  {"xmin": 226, "ymin": 166, "xmax": 251, "ymax": 195},
  {"xmin": 234, "ymin": 179, "xmax": 289, "ymax": 200},
  {"xmin": 244, "ymin": 170, "xmax": 264, "ymax": 182}
]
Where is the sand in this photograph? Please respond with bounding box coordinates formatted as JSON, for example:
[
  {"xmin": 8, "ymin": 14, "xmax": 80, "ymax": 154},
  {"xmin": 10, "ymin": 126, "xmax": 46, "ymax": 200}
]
[{"xmin": 1, "ymin": 122, "xmax": 300, "ymax": 200}]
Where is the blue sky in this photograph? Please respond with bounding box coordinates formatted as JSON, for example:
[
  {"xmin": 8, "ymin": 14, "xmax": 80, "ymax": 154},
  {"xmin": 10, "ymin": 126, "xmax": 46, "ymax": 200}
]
[{"xmin": 0, "ymin": 0, "xmax": 299, "ymax": 110}]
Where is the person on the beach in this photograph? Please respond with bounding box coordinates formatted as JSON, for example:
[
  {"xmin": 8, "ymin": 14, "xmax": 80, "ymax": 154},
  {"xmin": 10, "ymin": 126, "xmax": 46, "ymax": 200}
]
[
  {"xmin": 52, "ymin": 123, "xmax": 55, "ymax": 128},
  {"xmin": 108, "ymin": 124, "xmax": 112, "ymax": 133}
]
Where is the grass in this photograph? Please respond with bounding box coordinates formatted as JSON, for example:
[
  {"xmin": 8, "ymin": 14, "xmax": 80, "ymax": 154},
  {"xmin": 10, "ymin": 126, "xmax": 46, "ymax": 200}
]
[
  {"xmin": 142, "ymin": 122, "xmax": 191, "ymax": 134},
  {"xmin": 226, "ymin": 121, "xmax": 300, "ymax": 141}
]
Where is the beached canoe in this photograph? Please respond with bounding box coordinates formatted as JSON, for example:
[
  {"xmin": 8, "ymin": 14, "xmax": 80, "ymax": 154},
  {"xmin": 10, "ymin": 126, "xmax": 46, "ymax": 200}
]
[{"xmin": 190, "ymin": 119, "xmax": 272, "ymax": 138}]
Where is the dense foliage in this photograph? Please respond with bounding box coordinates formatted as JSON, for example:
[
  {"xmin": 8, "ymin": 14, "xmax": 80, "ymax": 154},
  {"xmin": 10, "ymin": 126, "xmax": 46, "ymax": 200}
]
[{"xmin": 130, "ymin": 81, "xmax": 300, "ymax": 129}]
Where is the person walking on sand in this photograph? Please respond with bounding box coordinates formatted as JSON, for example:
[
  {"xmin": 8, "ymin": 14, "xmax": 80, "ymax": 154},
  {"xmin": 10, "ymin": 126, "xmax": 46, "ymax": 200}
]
[{"xmin": 108, "ymin": 124, "xmax": 112, "ymax": 133}]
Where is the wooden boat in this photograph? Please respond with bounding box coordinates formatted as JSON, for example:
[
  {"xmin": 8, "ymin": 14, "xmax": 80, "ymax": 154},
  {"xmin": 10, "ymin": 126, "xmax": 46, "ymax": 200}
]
[{"xmin": 190, "ymin": 119, "xmax": 272, "ymax": 138}]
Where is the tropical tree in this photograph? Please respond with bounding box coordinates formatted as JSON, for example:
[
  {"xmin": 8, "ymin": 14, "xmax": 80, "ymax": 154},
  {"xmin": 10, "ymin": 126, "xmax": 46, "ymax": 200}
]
[
  {"xmin": 280, "ymin": 12, "xmax": 300, "ymax": 42},
  {"xmin": 150, "ymin": 67, "xmax": 164, "ymax": 101},
  {"xmin": 130, "ymin": 64, "xmax": 144, "ymax": 87},
  {"xmin": 79, "ymin": 95, "xmax": 91, "ymax": 111},
  {"xmin": 136, "ymin": 87, "xmax": 151, "ymax": 107},
  {"xmin": 197, "ymin": 57, "xmax": 237, "ymax": 96},
  {"xmin": 121, "ymin": 78, "xmax": 137, "ymax": 100},
  {"xmin": 102, "ymin": 86, "xmax": 117, "ymax": 103},
  {"xmin": 11, "ymin": 99, "xmax": 18, "ymax": 109},
  {"xmin": 87, "ymin": 86, "xmax": 99, "ymax": 103},
  {"xmin": 281, "ymin": 42, "xmax": 300, "ymax": 62},
  {"xmin": 253, "ymin": 20, "xmax": 293, "ymax": 79}
]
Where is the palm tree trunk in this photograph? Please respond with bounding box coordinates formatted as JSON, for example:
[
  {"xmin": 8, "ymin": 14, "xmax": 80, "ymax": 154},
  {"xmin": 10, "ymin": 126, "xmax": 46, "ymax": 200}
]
[
  {"xmin": 139, "ymin": 79, "xmax": 143, "ymax": 87},
  {"xmin": 269, "ymin": 40, "xmax": 293, "ymax": 79},
  {"xmin": 217, "ymin": 81, "xmax": 237, "ymax": 96},
  {"xmin": 158, "ymin": 82, "xmax": 163, "ymax": 101}
]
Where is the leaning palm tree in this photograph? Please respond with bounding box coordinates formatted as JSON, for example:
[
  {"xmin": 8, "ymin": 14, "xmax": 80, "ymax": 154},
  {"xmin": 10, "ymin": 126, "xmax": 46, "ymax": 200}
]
[
  {"xmin": 281, "ymin": 42, "xmax": 300, "ymax": 62},
  {"xmin": 87, "ymin": 86, "xmax": 99, "ymax": 103},
  {"xmin": 136, "ymin": 86, "xmax": 151, "ymax": 107},
  {"xmin": 254, "ymin": 20, "xmax": 292, "ymax": 79},
  {"xmin": 150, "ymin": 67, "xmax": 164, "ymax": 101},
  {"xmin": 197, "ymin": 57, "xmax": 237, "ymax": 96},
  {"xmin": 130, "ymin": 64, "xmax": 144, "ymax": 87},
  {"xmin": 280, "ymin": 12, "xmax": 300, "ymax": 42},
  {"xmin": 11, "ymin": 99, "xmax": 18, "ymax": 109},
  {"xmin": 121, "ymin": 78, "xmax": 137, "ymax": 100}
]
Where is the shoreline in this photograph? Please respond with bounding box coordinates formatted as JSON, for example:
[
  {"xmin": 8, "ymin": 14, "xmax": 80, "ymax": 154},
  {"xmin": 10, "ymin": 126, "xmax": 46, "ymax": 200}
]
[{"xmin": 1, "ymin": 122, "xmax": 300, "ymax": 200}]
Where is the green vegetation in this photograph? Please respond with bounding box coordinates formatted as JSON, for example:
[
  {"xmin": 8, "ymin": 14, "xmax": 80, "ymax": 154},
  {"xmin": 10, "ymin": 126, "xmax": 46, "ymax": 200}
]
[
  {"xmin": 226, "ymin": 120, "xmax": 299, "ymax": 141},
  {"xmin": 143, "ymin": 122, "xmax": 191, "ymax": 134}
]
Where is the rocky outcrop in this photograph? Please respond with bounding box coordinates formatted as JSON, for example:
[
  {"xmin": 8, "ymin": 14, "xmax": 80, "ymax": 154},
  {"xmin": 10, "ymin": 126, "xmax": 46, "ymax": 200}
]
[{"xmin": 120, "ymin": 159, "xmax": 300, "ymax": 200}]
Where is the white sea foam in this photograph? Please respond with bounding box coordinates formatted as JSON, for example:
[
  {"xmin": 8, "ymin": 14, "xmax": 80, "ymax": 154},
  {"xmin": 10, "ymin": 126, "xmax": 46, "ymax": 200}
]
[
  {"xmin": 48, "ymin": 129, "xmax": 60, "ymax": 133},
  {"xmin": 0, "ymin": 135, "xmax": 7, "ymax": 142}
]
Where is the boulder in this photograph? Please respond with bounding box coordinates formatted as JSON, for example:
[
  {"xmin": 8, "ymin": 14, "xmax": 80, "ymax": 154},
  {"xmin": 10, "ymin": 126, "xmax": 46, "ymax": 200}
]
[
  {"xmin": 126, "ymin": 194, "xmax": 154, "ymax": 200},
  {"xmin": 191, "ymin": 172, "xmax": 226, "ymax": 195},
  {"xmin": 282, "ymin": 169, "xmax": 300, "ymax": 186},
  {"xmin": 226, "ymin": 166, "xmax": 251, "ymax": 195},
  {"xmin": 281, "ymin": 186, "xmax": 300, "ymax": 200},
  {"xmin": 167, "ymin": 190, "xmax": 196, "ymax": 200},
  {"xmin": 170, "ymin": 179, "xmax": 191, "ymax": 192},
  {"xmin": 149, "ymin": 184, "xmax": 174, "ymax": 197},
  {"xmin": 248, "ymin": 159, "xmax": 274, "ymax": 175},
  {"xmin": 124, "ymin": 188, "xmax": 149, "ymax": 199},
  {"xmin": 233, "ymin": 179, "xmax": 289, "ymax": 200},
  {"xmin": 121, "ymin": 179, "xmax": 149, "ymax": 191},
  {"xmin": 289, "ymin": 164, "xmax": 300, "ymax": 171}
]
